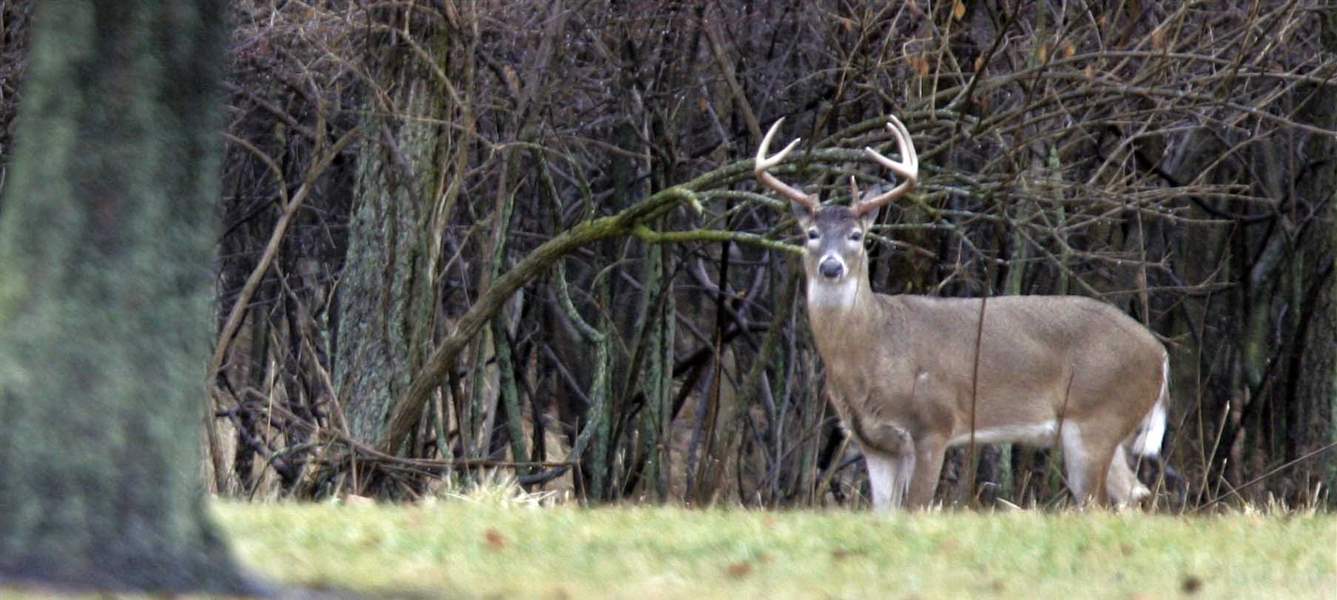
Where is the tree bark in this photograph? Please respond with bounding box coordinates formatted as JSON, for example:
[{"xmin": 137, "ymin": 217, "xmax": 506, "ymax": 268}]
[
  {"xmin": 0, "ymin": 0, "xmax": 260, "ymax": 594},
  {"xmin": 335, "ymin": 19, "xmax": 449, "ymax": 450},
  {"xmin": 1295, "ymin": 7, "xmax": 1337, "ymax": 502}
]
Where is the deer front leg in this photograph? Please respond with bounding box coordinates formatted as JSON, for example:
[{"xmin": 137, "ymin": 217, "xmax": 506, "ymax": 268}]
[
  {"xmin": 905, "ymin": 434, "xmax": 947, "ymax": 509},
  {"xmin": 856, "ymin": 419, "xmax": 915, "ymax": 511},
  {"xmin": 864, "ymin": 451, "xmax": 914, "ymax": 510}
]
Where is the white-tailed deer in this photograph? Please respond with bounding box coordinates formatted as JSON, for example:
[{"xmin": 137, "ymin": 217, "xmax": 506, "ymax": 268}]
[{"xmin": 756, "ymin": 116, "xmax": 1169, "ymax": 509}]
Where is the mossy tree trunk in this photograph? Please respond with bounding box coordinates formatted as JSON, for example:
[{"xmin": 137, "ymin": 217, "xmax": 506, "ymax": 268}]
[
  {"xmin": 334, "ymin": 16, "xmax": 451, "ymax": 456},
  {"xmin": 0, "ymin": 0, "xmax": 259, "ymax": 594}
]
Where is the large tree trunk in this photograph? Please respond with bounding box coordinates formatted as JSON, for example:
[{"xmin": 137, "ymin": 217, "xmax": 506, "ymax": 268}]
[
  {"xmin": 0, "ymin": 0, "xmax": 258, "ymax": 594},
  {"xmin": 1296, "ymin": 7, "xmax": 1337, "ymax": 504}
]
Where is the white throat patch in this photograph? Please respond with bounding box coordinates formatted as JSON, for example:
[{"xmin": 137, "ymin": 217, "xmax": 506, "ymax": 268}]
[{"xmin": 807, "ymin": 277, "xmax": 859, "ymax": 309}]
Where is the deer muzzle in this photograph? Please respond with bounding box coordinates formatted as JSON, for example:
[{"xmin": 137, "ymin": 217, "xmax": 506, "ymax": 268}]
[{"xmin": 819, "ymin": 256, "xmax": 845, "ymax": 280}]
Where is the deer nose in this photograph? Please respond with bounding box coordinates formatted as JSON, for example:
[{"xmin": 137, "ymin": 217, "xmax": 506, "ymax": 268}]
[{"xmin": 819, "ymin": 257, "xmax": 844, "ymax": 279}]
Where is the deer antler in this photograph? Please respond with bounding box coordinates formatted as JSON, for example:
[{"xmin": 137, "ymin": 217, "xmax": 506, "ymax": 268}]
[
  {"xmin": 853, "ymin": 115, "xmax": 918, "ymax": 217},
  {"xmin": 755, "ymin": 118, "xmax": 818, "ymax": 213}
]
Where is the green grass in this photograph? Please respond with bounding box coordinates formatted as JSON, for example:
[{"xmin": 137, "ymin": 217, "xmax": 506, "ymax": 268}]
[{"xmin": 211, "ymin": 499, "xmax": 1336, "ymax": 599}]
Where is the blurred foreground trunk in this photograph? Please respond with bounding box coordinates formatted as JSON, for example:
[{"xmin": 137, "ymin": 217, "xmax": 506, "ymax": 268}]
[{"xmin": 0, "ymin": 0, "xmax": 258, "ymax": 594}]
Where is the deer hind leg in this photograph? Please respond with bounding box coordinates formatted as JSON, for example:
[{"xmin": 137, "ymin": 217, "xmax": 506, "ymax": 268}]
[
  {"xmin": 1060, "ymin": 423, "xmax": 1116, "ymax": 507},
  {"xmin": 1105, "ymin": 444, "xmax": 1151, "ymax": 507},
  {"xmin": 864, "ymin": 451, "xmax": 914, "ymax": 510}
]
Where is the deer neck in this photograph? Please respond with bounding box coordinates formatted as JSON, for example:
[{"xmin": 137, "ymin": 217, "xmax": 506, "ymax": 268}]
[{"xmin": 804, "ymin": 268, "xmax": 883, "ymax": 358}]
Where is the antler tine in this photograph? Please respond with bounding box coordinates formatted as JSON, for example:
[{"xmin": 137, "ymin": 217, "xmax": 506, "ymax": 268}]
[
  {"xmin": 755, "ymin": 118, "xmax": 818, "ymax": 211},
  {"xmin": 854, "ymin": 115, "xmax": 919, "ymax": 216}
]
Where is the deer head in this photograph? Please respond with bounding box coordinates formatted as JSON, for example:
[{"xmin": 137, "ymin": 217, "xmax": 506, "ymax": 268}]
[{"xmin": 754, "ymin": 116, "xmax": 918, "ymax": 307}]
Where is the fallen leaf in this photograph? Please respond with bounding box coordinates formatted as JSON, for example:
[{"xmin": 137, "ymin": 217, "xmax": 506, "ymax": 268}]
[
  {"xmin": 726, "ymin": 562, "xmax": 752, "ymax": 578},
  {"xmin": 485, "ymin": 528, "xmax": 507, "ymax": 550},
  {"xmin": 952, "ymin": 1, "xmax": 966, "ymax": 20}
]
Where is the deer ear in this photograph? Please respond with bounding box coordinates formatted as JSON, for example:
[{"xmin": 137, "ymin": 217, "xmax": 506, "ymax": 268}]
[
  {"xmin": 857, "ymin": 204, "xmax": 879, "ymax": 232},
  {"xmin": 791, "ymin": 201, "xmax": 815, "ymax": 227}
]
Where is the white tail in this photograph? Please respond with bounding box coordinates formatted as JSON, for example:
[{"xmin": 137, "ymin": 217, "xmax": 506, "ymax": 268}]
[
  {"xmin": 757, "ymin": 115, "xmax": 1171, "ymax": 509},
  {"xmin": 1108, "ymin": 352, "xmax": 1170, "ymax": 505},
  {"xmin": 1131, "ymin": 354, "xmax": 1170, "ymax": 457}
]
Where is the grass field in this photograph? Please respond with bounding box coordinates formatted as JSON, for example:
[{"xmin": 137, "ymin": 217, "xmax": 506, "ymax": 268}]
[{"xmin": 211, "ymin": 496, "xmax": 1336, "ymax": 599}]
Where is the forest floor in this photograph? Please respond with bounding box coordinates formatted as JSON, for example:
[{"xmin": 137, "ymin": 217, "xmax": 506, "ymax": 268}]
[{"xmin": 209, "ymin": 495, "xmax": 1337, "ymax": 599}]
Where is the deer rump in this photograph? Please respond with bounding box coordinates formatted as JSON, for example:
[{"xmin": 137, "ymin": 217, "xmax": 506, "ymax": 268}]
[{"xmin": 817, "ymin": 294, "xmax": 1169, "ymax": 509}]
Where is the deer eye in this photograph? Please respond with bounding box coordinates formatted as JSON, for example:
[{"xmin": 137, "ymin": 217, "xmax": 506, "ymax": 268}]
[
  {"xmin": 849, "ymin": 231, "xmax": 863, "ymax": 242},
  {"xmin": 807, "ymin": 229, "xmax": 819, "ymax": 240}
]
